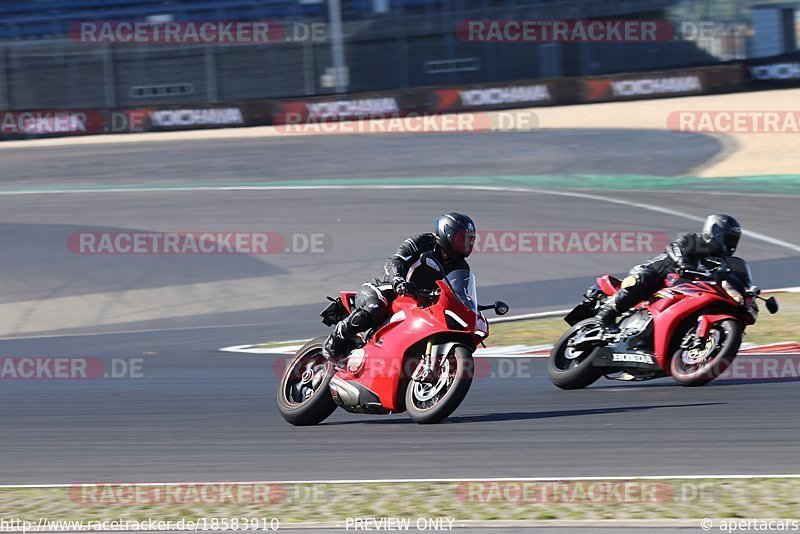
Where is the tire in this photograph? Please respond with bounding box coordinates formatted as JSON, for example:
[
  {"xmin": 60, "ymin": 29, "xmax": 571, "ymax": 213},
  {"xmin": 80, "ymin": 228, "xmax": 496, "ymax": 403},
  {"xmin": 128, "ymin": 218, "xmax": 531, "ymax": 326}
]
[
  {"xmin": 547, "ymin": 319, "xmax": 603, "ymax": 390},
  {"xmin": 405, "ymin": 346, "xmax": 473, "ymax": 424},
  {"xmin": 670, "ymin": 319, "xmax": 742, "ymax": 387},
  {"xmin": 277, "ymin": 336, "xmax": 337, "ymax": 426}
]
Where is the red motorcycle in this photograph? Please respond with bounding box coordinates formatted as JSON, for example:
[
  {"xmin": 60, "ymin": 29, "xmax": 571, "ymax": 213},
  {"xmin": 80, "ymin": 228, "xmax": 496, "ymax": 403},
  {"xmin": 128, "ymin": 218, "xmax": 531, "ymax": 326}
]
[
  {"xmin": 277, "ymin": 257, "xmax": 509, "ymax": 425},
  {"xmin": 548, "ymin": 257, "xmax": 779, "ymax": 388}
]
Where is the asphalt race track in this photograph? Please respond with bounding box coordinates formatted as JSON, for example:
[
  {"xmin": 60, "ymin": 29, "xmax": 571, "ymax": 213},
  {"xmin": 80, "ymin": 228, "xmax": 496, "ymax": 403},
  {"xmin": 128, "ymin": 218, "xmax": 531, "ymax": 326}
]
[{"xmin": 0, "ymin": 130, "xmax": 798, "ymax": 485}]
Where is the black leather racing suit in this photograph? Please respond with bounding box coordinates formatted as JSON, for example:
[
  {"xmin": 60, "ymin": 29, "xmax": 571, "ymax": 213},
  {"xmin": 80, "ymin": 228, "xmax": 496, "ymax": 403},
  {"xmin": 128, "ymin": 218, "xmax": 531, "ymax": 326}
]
[
  {"xmin": 609, "ymin": 232, "xmax": 715, "ymax": 314},
  {"xmin": 327, "ymin": 233, "xmax": 470, "ymax": 354}
]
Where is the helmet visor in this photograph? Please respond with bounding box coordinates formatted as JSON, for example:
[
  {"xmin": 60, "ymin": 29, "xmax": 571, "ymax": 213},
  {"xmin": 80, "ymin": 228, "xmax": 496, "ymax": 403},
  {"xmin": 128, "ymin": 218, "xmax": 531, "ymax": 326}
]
[
  {"xmin": 451, "ymin": 231, "xmax": 477, "ymax": 257},
  {"xmin": 724, "ymin": 230, "xmax": 741, "ymax": 254}
]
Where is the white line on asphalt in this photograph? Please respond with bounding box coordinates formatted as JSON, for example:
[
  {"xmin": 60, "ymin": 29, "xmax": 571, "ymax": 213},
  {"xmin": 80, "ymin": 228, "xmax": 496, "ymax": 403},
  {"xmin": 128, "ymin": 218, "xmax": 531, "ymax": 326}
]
[
  {"xmin": 4, "ymin": 284, "xmax": 797, "ymax": 343},
  {"xmin": 489, "ymin": 309, "xmax": 571, "ymax": 323},
  {"xmin": 0, "ymin": 184, "xmax": 796, "ymax": 342},
  {"xmin": 2, "ymin": 183, "xmax": 798, "ymax": 253},
  {"xmin": 218, "ymin": 285, "xmax": 800, "ymax": 355},
  {"xmin": 219, "ymin": 343, "xmax": 554, "ymax": 357},
  {"xmin": 4, "ymin": 473, "xmax": 800, "ymax": 488},
  {"xmin": 0, "ymin": 321, "xmax": 281, "ymax": 342},
  {"xmin": 764, "ymin": 286, "xmax": 800, "ymax": 293}
]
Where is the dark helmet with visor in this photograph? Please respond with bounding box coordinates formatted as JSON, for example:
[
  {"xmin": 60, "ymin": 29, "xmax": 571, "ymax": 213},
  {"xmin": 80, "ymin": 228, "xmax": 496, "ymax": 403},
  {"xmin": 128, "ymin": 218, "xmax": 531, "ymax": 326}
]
[
  {"xmin": 434, "ymin": 212, "xmax": 476, "ymax": 259},
  {"xmin": 702, "ymin": 214, "xmax": 742, "ymax": 256}
]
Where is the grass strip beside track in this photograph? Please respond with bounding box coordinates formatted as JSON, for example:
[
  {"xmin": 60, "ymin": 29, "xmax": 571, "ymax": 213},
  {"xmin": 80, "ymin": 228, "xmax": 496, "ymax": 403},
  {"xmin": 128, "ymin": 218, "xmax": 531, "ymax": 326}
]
[
  {"xmin": 251, "ymin": 293, "xmax": 799, "ymax": 352},
  {"xmin": 2, "ymin": 174, "xmax": 800, "ymax": 195},
  {"xmin": 3, "ymin": 477, "xmax": 800, "ymax": 525}
]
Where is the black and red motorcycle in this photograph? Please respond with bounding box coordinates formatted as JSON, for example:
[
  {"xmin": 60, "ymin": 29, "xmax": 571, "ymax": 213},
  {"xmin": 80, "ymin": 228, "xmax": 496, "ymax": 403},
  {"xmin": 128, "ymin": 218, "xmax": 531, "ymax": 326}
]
[{"xmin": 548, "ymin": 257, "xmax": 778, "ymax": 389}]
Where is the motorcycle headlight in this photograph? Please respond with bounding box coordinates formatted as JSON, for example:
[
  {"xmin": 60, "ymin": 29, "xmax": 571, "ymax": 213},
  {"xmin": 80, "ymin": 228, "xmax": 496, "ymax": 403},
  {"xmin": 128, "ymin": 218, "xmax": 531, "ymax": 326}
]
[
  {"xmin": 722, "ymin": 280, "xmax": 744, "ymax": 305},
  {"xmin": 444, "ymin": 310, "xmax": 468, "ymax": 330}
]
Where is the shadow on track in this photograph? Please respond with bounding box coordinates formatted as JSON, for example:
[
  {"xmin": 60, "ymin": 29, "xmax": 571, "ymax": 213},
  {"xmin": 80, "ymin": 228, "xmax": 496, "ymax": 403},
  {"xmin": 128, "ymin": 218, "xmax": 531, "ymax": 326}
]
[
  {"xmin": 589, "ymin": 377, "xmax": 800, "ymax": 389},
  {"xmin": 321, "ymin": 402, "xmax": 725, "ymax": 426},
  {"xmin": 711, "ymin": 377, "xmax": 800, "ymax": 386}
]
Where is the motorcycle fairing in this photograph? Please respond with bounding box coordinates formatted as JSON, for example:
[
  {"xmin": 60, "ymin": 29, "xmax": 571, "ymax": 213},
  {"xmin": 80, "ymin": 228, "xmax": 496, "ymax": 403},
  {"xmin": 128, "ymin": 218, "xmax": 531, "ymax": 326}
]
[
  {"xmin": 648, "ymin": 282, "xmax": 738, "ymax": 372},
  {"xmin": 332, "ymin": 278, "xmax": 481, "ymax": 412}
]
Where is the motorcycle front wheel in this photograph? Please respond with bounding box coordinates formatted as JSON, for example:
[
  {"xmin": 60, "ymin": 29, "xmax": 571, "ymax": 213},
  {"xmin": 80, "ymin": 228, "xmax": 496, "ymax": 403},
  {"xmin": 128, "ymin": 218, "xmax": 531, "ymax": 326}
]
[
  {"xmin": 670, "ymin": 319, "xmax": 742, "ymax": 387},
  {"xmin": 406, "ymin": 345, "xmax": 474, "ymax": 424},
  {"xmin": 277, "ymin": 336, "xmax": 337, "ymax": 426}
]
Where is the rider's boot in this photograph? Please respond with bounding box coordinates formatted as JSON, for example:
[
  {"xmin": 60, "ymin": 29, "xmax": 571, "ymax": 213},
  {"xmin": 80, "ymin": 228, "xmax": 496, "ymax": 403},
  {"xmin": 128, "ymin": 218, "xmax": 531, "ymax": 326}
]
[
  {"xmin": 595, "ymin": 300, "xmax": 620, "ymax": 332},
  {"xmin": 322, "ymin": 323, "xmax": 349, "ymax": 368}
]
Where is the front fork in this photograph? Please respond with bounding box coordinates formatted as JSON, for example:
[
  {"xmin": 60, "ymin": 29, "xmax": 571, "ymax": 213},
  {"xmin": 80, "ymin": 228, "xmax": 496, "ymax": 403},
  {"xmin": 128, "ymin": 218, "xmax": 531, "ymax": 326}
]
[
  {"xmin": 680, "ymin": 314, "xmax": 739, "ymax": 353},
  {"xmin": 412, "ymin": 339, "xmax": 438, "ymax": 383}
]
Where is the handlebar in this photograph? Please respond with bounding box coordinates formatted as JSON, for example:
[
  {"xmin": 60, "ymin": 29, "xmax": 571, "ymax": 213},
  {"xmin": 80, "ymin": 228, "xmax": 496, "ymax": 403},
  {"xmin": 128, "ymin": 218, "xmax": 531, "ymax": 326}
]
[
  {"xmin": 413, "ymin": 288, "xmax": 440, "ymax": 300},
  {"xmin": 681, "ymin": 269, "xmax": 713, "ymax": 278},
  {"xmin": 681, "ymin": 267, "xmax": 761, "ymax": 298}
]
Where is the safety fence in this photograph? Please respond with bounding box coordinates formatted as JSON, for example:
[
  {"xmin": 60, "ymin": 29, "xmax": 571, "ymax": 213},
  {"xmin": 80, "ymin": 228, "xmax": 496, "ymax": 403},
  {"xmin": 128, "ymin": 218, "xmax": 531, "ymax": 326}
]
[{"xmin": 1, "ymin": 52, "xmax": 798, "ymax": 140}]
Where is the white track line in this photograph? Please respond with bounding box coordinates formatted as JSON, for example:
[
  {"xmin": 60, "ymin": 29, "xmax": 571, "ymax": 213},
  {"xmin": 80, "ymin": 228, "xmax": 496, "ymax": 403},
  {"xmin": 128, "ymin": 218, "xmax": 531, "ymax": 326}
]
[
  {"xmin": 0, "ymin": 321, "xmax": 281, "ymax": 342},
  {"xmin": 4, "ymin": 473, "xmax": 800, "ymax": 489},
  {"xmin": 219, "ymin": 285, "xmax": 800, "ymax": 355},
  {"xmin": 3, "ymin": 282, "xmax": 796, "ymax": 343},
  {"xmin": 765, "ymin": 286, "xmax": 800, "ymax": 293},
  {"xmin": 2, "ymin": 183, "xmax": 798, "ymax": 253},
  {"xmin": 220, "ymin": 343, "xmax": 554, "ymax": 357},
  {"xmin": 490, "ymin": 309, "xmax": 571, "ymax": 323},
  {"xmin": 0, "ymin": 184, "xmax": 796, "ymax": 342}
]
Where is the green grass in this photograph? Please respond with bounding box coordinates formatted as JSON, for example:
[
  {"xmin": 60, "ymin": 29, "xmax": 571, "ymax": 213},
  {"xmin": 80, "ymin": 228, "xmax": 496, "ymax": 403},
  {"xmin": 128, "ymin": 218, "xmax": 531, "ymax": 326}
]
[{"xmin": 3, "ymin": 478, "xmax": 800, "ymax": 525}]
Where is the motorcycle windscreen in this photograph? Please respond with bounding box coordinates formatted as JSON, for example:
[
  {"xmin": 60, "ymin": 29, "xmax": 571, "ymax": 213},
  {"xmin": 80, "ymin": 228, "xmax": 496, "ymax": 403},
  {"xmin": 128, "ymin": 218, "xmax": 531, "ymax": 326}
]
[
  {"xmin": 726, "ymin": 256, "xmax": 753, "ymax": 289},
  {"xmin": 446, "ymin": 269, "xmax": 478, "ymax": 312}
]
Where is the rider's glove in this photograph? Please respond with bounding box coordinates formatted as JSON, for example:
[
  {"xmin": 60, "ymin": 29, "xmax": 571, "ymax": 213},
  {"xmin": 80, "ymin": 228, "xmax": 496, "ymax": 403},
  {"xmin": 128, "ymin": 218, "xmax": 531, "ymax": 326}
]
[
  {"xmin": 675, "ymin": 262, "xmax": 690, "ymax": 276},
  {"xmin": 392, "ymin": 277, "xmax": 417, "ymax": 296}
]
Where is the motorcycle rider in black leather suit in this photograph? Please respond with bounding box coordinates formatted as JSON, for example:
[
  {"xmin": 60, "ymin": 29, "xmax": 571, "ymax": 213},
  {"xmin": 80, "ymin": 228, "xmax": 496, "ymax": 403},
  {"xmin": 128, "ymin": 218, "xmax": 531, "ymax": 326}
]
[
  {"xmin": 596, "ymin": 214, "xmax": 743, "ymax": 328},
  {"xmin": 323, "ymin": 212, "xmax": 477, "ymax": 362}
]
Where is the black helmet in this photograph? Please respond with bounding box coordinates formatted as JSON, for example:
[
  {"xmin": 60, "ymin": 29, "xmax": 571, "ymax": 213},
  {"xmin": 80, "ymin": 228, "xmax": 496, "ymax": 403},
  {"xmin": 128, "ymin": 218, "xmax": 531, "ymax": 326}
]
[
  {"xmin": 434, "ymin": 212, "xmax": 476, "ymax": 259},
  {"xmin": 702, "ymin": 214, "xmax": 742, "ymax": 256}
]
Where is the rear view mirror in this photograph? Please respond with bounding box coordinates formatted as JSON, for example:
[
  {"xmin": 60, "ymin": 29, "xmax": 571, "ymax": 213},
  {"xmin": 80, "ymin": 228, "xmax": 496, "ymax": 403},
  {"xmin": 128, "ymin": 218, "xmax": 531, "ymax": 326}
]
[
  {"xmin": 765, "ymin": 296, "xmax": 779, "ymax": 314},
  {"xmin": 494, "ymin": 301, "xmax": 509, "ymax": 316}
]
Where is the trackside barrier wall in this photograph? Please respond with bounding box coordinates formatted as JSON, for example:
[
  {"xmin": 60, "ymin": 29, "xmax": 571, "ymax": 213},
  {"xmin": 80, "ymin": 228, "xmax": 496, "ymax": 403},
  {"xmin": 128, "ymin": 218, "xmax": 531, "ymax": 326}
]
[{"xmin": 0, "ymin": 61, "xmax": 765, "ymax": 141}]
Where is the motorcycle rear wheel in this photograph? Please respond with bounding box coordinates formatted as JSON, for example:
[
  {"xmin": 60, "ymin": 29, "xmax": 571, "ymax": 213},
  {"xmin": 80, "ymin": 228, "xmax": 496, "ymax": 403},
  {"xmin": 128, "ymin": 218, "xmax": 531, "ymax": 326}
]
[
  {"xmin": 277, "ymin": 336, "xmax": 337, "ymax": 426},
  {"xmin": 548, "ymin": 319, "xmax": 603, "ymax": 390}
]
